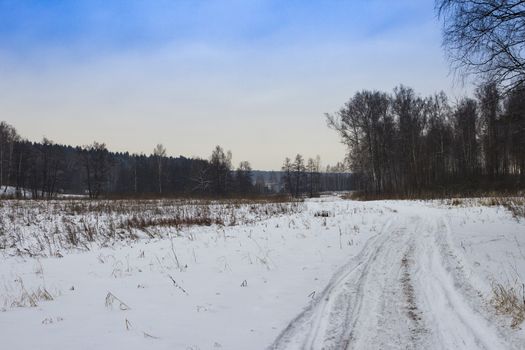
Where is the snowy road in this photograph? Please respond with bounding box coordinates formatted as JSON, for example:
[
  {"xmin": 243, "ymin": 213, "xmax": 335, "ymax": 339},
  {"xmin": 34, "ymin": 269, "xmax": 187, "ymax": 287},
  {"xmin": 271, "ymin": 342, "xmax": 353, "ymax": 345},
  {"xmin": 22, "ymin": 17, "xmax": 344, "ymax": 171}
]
[{"xmin": 271, "ymin": 207, "xmax": 522, "ymax": 350}]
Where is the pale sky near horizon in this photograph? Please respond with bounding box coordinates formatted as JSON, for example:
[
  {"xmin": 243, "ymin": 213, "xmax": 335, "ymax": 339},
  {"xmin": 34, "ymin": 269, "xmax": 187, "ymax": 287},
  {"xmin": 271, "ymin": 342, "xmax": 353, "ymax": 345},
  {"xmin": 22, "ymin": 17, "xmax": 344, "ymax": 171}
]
[{"xmin": 0, "ymin": 0, "xmax": 470, "ymax": 170}]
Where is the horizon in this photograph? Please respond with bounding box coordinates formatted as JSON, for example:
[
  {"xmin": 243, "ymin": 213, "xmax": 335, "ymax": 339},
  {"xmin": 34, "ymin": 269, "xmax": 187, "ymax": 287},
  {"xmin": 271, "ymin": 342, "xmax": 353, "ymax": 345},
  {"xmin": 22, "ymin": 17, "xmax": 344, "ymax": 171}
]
[{"xmin": 0, "ymin": 0, "xmax": 470, "ymax": 170}]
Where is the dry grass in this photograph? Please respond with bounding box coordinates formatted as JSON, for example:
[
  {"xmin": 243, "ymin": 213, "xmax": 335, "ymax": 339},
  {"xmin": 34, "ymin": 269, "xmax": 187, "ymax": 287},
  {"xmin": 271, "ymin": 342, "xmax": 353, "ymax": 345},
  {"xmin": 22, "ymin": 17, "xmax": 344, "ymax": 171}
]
[
  {"xmin": 105, "ymin": 291, "xmax": 131, "ymax": 310},
  {"xmin": 0, "ymin": 198, "xmax": 305, "ymax": 257},
  {"xmin": 345, "ymin": 190, "xmax": 524, "ymax": 203},
  {"xmin": 3, "ymin": 278, "xmax": 54, "ymax": 309},
  {"xmin": 443, "ymin": 197, "xmax": 525, "ymax": 220},
  {"xmin": 122, "ymin": 214, "xmax": 224, "ymax": 230},
  {"xmin": 341, "ymin": 191, "xmax": 452, "ymax": 201},
  {"xmin": 314, "ymin": 210, "xmax": 331, "ymax": 218},
  {"xmin": 478, "ymin": 197, "xmax": 525, "ymax": 219},
  {"xmin": 344, "ymin": 191, "xmax": 525, "ymax": 220},
  {"xmin": 490, "ymin": 282, "xmax": 525, "ymax": 328}
]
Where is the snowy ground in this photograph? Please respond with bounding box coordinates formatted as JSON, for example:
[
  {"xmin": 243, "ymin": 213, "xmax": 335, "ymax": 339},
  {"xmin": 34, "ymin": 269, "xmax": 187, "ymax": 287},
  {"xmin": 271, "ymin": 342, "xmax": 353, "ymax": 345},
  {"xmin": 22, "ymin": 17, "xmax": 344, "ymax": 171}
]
[
  {"xmin": 0, "ymin": 186, "xmax": 87, "ymax": 199},
  {"xmin": 1, "ymin": 197, "xmax": 524, "ymax": 349}
]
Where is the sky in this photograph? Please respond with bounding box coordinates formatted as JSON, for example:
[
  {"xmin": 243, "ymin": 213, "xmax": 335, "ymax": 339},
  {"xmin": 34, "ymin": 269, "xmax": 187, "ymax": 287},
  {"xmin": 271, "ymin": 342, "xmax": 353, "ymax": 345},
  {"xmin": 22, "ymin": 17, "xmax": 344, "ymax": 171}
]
[{"xmin": 0, "ymin": 0, "xmax": 468, "ymax": 170}]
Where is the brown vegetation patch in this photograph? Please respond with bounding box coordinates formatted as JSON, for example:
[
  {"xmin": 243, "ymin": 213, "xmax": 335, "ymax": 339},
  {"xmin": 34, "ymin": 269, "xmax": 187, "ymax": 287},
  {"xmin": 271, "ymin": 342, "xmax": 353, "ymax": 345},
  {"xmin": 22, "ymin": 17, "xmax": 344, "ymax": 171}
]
[
  {"xmin": 491, "ymin": 282, "xmax": 525, "ymax": 328},
  {"xmin": 478, "ymin": 197, "xmax": 525, "ymax": 220}
]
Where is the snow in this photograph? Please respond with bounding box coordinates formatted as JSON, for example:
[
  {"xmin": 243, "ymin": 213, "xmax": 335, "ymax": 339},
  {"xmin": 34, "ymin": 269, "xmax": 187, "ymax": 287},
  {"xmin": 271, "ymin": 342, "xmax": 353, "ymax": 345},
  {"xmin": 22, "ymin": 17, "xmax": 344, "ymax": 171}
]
[
  {"xmin": 0, "ymin": 186, "xmax": 87, "ymax": 199},
  {"xmin": 1, "ymin": 197, "xmax": 524, "ymax": 349},
  {"xmin": 0, "ymin": 186, "xmax": 22, "ymax": 198}
]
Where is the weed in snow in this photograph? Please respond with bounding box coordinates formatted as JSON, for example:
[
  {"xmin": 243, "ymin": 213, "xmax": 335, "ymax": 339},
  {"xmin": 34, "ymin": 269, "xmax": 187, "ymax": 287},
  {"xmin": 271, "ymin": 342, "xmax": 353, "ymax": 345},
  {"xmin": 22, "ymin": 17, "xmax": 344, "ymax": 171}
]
[
  {"xmin": 105, "ymin": 291, "xmax": 130, "ymax": 311},
  {"xmin": 491, "ymin": 282, "xmax": 525, "ymax": 328}
]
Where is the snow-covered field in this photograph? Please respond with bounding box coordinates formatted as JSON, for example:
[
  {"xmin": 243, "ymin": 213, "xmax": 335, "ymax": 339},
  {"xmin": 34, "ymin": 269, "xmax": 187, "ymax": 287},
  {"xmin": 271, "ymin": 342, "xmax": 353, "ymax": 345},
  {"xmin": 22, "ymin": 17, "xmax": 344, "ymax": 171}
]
[{"xmin": 1, "ymin": 197, "xmax": 524, "ymax": 349}]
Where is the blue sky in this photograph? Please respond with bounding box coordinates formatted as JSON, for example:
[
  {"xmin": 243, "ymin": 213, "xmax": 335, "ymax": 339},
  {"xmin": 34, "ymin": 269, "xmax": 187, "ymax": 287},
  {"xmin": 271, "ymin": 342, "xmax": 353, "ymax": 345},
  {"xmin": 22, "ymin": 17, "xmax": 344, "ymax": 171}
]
[
  {"xmin": 0, "ymin": 1, "xmax": 428, "ymax": 52},
  {"xmin": 0, "ymin": 0, "xmax": 466, "ymax": 170}
]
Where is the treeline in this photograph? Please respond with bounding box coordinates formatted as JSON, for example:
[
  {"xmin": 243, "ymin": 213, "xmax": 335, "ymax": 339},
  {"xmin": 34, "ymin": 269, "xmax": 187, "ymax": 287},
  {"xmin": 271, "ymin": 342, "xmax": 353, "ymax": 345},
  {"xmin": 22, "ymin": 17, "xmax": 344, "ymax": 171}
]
[
  {"xmin": 328, "ymin": 83, "xmax": 525, "ymax": 195},
  {"xmin": 0, "ymin": 122, "xmax": 353, "ymax": 198},
  {"xmin": 0, "ymin": 124, "xmax": 257, "ymax": 198},
  {"xmin": 280, "ymin": 155, "xmax": 352, "ymax": 197}
]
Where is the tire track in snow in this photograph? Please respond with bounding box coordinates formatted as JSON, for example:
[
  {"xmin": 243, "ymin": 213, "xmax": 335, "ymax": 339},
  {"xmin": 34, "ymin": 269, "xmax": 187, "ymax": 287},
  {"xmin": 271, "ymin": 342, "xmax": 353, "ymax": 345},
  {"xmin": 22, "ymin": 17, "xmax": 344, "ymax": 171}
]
[
  {"xmin": 270, "ymin": 216, "xmax": 425, "ymax": 349},
  {"xmin": 270, "ymin": 210, "xmax": 522, "ymax": 350},
  {"xmin": 400, "ymin": 244, "xmax": 428, "ymax": 346},
  {"xmin": 413, "ymin": 217, "xmax": 517, "ymax": 349},
  {"xmin": 269, "ymin": 217, "xmax": 394, "ymax": 349}
]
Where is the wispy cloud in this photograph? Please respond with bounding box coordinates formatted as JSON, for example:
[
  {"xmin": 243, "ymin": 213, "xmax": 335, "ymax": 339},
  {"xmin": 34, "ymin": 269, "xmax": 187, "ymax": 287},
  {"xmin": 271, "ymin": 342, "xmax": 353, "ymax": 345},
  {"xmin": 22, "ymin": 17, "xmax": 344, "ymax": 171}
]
[{"xmin": 0, "ymin": 0, "xmax": 466, "ymax": 169}]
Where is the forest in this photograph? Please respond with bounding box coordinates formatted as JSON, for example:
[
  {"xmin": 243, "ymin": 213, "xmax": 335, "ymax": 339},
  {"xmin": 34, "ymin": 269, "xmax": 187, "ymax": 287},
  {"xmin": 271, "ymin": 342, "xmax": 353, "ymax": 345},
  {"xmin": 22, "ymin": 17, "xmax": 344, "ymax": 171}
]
[
  {"xmin": 327, "ymin": 83, "xmax": 525, "ymax": 195},
  {"xmin": 0, "ymin": 123, "xmax": 351, "ymax": 199}
]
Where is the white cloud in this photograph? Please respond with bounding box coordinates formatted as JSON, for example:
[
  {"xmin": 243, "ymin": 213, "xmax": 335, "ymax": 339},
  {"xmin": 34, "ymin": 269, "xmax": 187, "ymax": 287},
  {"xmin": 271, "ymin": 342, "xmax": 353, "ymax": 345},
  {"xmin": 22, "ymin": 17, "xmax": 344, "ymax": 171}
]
[{"xmin": 0, "ymin": 2, "xmax": 469, "ymax": 170}]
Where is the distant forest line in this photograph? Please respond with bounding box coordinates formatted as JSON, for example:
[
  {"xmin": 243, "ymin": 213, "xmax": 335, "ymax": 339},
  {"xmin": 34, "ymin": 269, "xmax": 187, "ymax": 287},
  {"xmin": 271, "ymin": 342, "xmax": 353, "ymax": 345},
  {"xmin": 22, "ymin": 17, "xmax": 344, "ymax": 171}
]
[{"xmin": 0, "ymin": 122, "xmax": 352, "ymax": 199}]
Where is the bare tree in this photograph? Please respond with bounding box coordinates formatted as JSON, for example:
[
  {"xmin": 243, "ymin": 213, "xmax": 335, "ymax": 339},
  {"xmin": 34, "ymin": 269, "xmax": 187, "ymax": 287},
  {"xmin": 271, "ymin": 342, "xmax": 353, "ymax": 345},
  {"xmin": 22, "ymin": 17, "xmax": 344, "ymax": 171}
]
[
  {"xmin": 293, "ymin": 154, "xmax": 306, "ymax": 197},
  {"xmin": 453, "ymin": 98, "xmax": 480, "ymax": 178},
  {"xmin": 503, "ymin": 84, "xmax": 525, "ymax": 181},
  {"xmin": 153, "ymin": 144, "xmax": 167, "ymax": 195},
  {"xmin": 0, "ymin": 121, "xmax": 19, "ymax": 192},
  {"xmin": 306, "ymin": 157, "xmax": 319, "ymax": 197},
  {"xmin": 426, "ymin": 92, "xmax": 454, "ymax": 187},
  {"xmin": 81, "ymin": 142, "xmax": 109, "ymax": 199},
  {"xmin": 476, "ymin": 82, "xmax": 501, "ymax": 179},
  {"xmin": 281, "ymin": 157, "xmax": 293, "ymax": 195},
  {"xmin": 392, "ymin": 85, "xmax": 427, "ymax": 193},
  {"xmin": 327, "ymin": 90, "xmax": 391, "ymax": 194},
  {"xmin": 40, "ymin": 137, "xmax": 62, "ymax": 198},
  {"xmin": 436, "ymin": 0, "xmax": 525, "ymax": 91},
  {"xmin": 209, "ymin": 145, "xmax": 232, "ymax": 195},
  {"xmin": 236, "ymin": 161, "xmax": 253, "ymax": 194},
  {"xmin": 191, "ymin": 163, "xmax": 211, "ymax": 193},
  {"xmin": 133, "ymin": 154, "xmax": 139, "ymax": 194}
]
